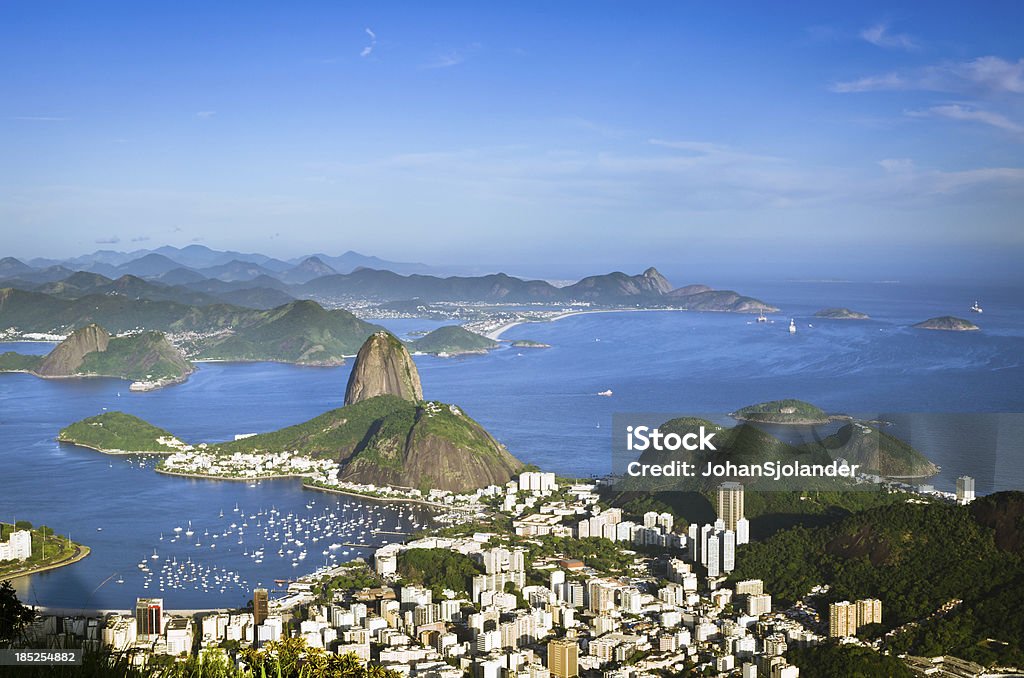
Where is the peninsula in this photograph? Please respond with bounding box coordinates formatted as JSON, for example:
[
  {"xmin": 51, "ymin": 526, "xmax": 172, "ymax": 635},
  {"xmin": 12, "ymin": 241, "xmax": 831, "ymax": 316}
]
[
  {"xmin": 0, "ymin": 521, "xmax": 89, "ymax": 580},
  {"xmin": 411, "ymin": 326, "xmax": 499, "ymax": 356},
  {"xmin": 0, "ymin": 323, "xmax": 193, "ymax": 389}
]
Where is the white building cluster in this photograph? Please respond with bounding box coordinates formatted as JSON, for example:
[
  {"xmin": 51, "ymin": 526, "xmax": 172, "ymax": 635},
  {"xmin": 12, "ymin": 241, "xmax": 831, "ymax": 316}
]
[
  {"xmin": 0, "ymin": 529, "xmax": 32, "ymax": 561},
  {"xmin": 161, "ymin": 449, "xmax": 339, "ymax": 482}
]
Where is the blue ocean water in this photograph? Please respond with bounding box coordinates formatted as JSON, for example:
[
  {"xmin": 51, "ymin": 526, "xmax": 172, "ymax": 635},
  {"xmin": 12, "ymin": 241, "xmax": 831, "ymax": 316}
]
[{"xmin": 1, "ymin": 282, "xmax": 1022, "ymax": 609}]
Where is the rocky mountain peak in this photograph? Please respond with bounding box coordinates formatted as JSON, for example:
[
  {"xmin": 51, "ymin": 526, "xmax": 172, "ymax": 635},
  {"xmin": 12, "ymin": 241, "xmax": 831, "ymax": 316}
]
[
  {"xmin": 344, "ymin": 330, "xmax": 424, "ymax": 405},
  {"xmin": 36, "ymin": 323, "xmax": 111, "ymax": 376}
]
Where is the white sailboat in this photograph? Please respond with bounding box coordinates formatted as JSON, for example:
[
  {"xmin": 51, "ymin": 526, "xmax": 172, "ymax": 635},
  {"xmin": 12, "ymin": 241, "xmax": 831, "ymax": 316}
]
[{"xmin": 789, "ymin": 319, "xmax": 797, "ymax": 334}]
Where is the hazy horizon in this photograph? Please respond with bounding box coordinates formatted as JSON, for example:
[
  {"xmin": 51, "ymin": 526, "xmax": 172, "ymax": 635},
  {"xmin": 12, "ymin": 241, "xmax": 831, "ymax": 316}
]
[{"xmin": 3, "ymin": 2, "xmax": 1023, "ymax": 284}]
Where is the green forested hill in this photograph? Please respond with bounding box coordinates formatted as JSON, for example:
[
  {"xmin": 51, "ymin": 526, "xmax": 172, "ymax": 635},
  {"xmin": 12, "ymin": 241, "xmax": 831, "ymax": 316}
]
[{"xmin": 730, "ymin": 492, "xmax": 1024, "ymax": 666}]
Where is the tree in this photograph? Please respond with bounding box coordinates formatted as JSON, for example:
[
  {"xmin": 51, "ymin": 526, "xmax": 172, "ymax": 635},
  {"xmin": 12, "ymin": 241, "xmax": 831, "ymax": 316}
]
[{"xmin": 0, "ymin": 579, "xmax": 35, "ymax": 646}]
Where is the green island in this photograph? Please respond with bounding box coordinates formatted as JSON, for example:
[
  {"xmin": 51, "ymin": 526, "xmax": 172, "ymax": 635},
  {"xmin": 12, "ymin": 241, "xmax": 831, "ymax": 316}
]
[
  {"xmin": 814, "ymin": 307, "xmax": 870, "ymax": 320},
  {"xmin": 912, "ymin": 315, "xmax": 980, "ymax": 331},
  {"xmin": 509, "ymin": 339, "xmax": 551, "ymax": 348},
  {"xmin": 731, "ymin": 398, "xmax": 831, "ymax": 425},
  {"xmin": 409, "ymin": 325, "xmax": 498, "ymax": 355},
  {"xmin": 58, "ymin": 411, "xmax": 189, "ymax": 454},
  {"xmin": 0, "ymin": 521, "xmax": 89, "ymax": 580},
  {"xmin": 0, "ymin": 323, "xmax": 193, "ymax": 388}
]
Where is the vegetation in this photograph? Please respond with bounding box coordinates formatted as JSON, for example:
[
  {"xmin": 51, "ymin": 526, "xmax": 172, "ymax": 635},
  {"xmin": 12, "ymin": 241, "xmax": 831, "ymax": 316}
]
[
  {"xmin": 523, "ymin": 536, "xmax": 637, "ymax": 574},
  {"xmin": 730, "ymin": 493, "xmax": 1024, "ymax": 665},
  {"xmin": 79, "ymin": 332, "xmax": 192, "ymax": 381},
  {"xmin": 509, "ymin": 340, "xmax": 551, "ymax": 348},
  {"xmin": 805, "ymin": 422, "xmax": 938, "ymax": 477},
  {"xmin": 0, "ymin": 351, "xmax": 43, "ymax": 371},
  {"xmin": 732, "ymin": 399, "xmax": 829, "ymax": 425},
  {"xmin": 0, "ymin": 325, "xmax": 192, "ymax": 382},
  {"xmin": 0, "ymin": 579, "xmax": 35, "ymax": 645},
  {"xmin": 0, "ymin": 523, "xmax": 84, "ymax": 580},
  {"xmin": 787, "ymin": 644, "xmax": 913, "ymax": 678},
  {"xmin": 397, "ymin": 548, "xmax": 483, "ymax": 597},
  {"xmin": 313, "ymin": 563, "xmax": 382, "ymax": 605},
  {"xmin": 0, "ymin": 290, "xmax": 382, "ymax": 364},
  {"xmin": 62, "ymin": 392, "xmax": 524, "ymax": 492},
  {"xmin": 3, "ymin": 637, "xmax": 402, "ymax": 677},
  {"xmin": 410, "ymin": 325, "xmax": 498, "ymax": 355},
  {"xmin": 912, "ymin": 316, "xmax": 980, "ymax": 331},
  {"xmin": 59, "ymin": 412, "xmax": 183, "ymax": 453},
  {"xmin": 198, "ymin": 300, "xmax": 383, "ymax": 364},
  {"xmin": 814, "ymin": 308, "xmax": 870, "ymax": 320}
]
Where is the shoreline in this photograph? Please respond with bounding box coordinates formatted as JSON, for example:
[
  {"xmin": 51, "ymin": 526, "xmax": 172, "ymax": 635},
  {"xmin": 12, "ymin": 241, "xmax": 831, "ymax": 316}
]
[
  {"xmin": 486, "ymin": 307, "xmax": 697, "ymax": 340},
  {"xmin": 154, "ymin": 468, "xmax": 308, "ymax": 482},
  {"xmin": 302, "ymin": 482, "xmax": 476, "ymax": 512},
  {"xmin": 0, "ymin": 369, "xmax": 190, "ymax": 392},
  {"xmin": 5, "ymin": 544, "xmax": 91, "ymax": 581},
  {"xmin": 58, "ymin": 438, "xmax": 179, "ymax": 455}
]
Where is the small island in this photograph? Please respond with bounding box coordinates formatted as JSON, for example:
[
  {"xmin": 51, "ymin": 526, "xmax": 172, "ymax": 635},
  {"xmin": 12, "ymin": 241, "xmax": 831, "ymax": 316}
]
[
  {"xmin": 509, "ymin": 340, "xmax": 551, "ymax": 349},
  {"xmin": 815, "ymin": 307, "xmax": 870, "ymax": 320},
  {"xmin": 0, "ymin": 323, "xmax": 194, "ymax": 390},
  {"xmin": 913, "ymin": 316, "xmax": 980, "ymax": 331},
  {"xmin": 731, "ymin": 399, "xmax": 831, "ymax": 425},
  {"xmin": 0, "ymin": 521, "xmax": 89, "ymax": 580},
  {"xmin": 411, "ymin": 325, "xmax": 499, "ymax": 356}
]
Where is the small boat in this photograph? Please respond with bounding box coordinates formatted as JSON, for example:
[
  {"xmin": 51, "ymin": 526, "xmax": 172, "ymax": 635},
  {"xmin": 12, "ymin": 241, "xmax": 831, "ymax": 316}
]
[
  {"xmin": 789, "ymin": 319, "xmax": 797, "ymax": 334},
  {"xmin": 756, "ymin": 311, "xmax": 767, "ymax": 323},
  {"xmin": 971, "ymin": 300, "xmax": 983, "ymax": 313},
  {"xmin": 597, "ymin": 389, "xmax": 613, "ymax": 397}
]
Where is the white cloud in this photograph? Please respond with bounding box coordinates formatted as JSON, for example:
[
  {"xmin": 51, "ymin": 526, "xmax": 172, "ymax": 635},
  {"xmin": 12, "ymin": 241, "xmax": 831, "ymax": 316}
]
[
  {"xmin": 833, "ymin": 56, "xmax": 1024, "ymax": 95},
  {"xmin": 955, "ymin": 56, "xmax": 1024, "ymax": 94},
  {"xmin": 860, "ymin": 23, "xmax": 918, "ymax": 51},
  {"xmin": 361, "ymin": 27, "xmax": 376, "ymax": 58},
  {"xmin": 420, "ymin": 52, "xmax": 464, "ymax": 69},
  {"xmin": 878, "ymin": 158, "xmax": 915, "ymax": 173},
  {"xmin": 195, "ymin": 111, "xmax": 216, "ymax": 119},
  {"xmin": 831, "ymin": 73, "xmax": 907, "ymax": 93},
  {"xmin": 420, "ymin": 43, "xmax": 481, "ymax": 70},
  {"xmin": 11, "ymin": 116, "xmax": 69, "ymax": 121},
  {"xmin": 908, "ymin": 104, "xmax": 1023, "ymax": 135}
]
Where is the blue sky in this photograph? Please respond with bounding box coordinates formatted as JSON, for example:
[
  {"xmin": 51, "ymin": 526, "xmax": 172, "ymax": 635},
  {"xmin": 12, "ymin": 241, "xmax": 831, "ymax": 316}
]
[{"xmin": 2, "ymin": 2, "xmax": 1022, "ymax": 282}]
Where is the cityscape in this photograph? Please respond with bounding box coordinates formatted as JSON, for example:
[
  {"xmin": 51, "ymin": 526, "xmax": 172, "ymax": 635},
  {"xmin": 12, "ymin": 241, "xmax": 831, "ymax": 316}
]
[{"xmin": 3, "ymin": 2, "xmax": 1024, "ymax": 677}]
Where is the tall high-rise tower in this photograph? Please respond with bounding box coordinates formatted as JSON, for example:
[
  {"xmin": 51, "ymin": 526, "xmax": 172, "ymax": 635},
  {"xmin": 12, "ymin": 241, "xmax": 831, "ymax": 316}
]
[
  {"xmin": 135, "ymin": 597, "xmax": 163, "ymax": 641},
  {"xmin": 717, "ymin": 482, "xmax": 745, "ymax": 532},
  {"xmin": 254, "ymin": 588, "xmax": 269, "ymax": 626},
  {"xmin": 547, "ymin": 633, "xmax": 579, "ymax": 678}
]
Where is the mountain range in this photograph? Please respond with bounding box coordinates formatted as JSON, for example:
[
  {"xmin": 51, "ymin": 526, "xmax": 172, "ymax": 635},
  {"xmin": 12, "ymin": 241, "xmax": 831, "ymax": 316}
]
[{"xmin": 1, "ymin": 246, "xmax": 776, "ymax": 313}]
